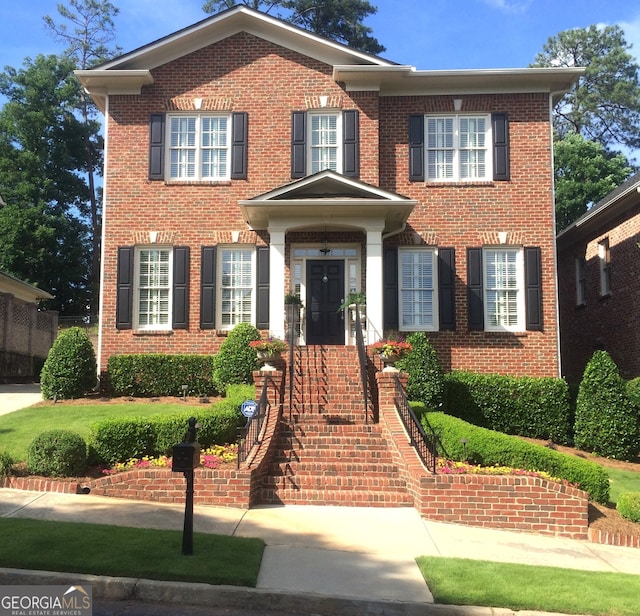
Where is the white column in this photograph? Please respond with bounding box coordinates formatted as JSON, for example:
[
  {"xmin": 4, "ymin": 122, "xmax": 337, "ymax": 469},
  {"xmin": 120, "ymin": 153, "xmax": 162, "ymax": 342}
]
[
  {"xmin": 365, "ymin": 226, "xmax": 384, "ymax": 342},
  {"xmin": 268, "ymin": 228, "xmax": 286, "ymax": 339}
]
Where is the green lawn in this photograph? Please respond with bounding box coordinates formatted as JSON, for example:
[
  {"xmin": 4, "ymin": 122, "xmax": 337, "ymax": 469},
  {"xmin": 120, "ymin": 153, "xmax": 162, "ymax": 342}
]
[
  {"xmin": 0, "ymin": 403, "xmax": 202, "ymax": 460},
  {"xmin": 0, "ymin": 518, "xmax": 264, "ymax": 587},
  {"xmin": 606, "ymin": 466, "xmax": 640, "ymax": 504},
  {"xmin": 417, "ymin": 556, "xmax": 640, "ymax": 616}
]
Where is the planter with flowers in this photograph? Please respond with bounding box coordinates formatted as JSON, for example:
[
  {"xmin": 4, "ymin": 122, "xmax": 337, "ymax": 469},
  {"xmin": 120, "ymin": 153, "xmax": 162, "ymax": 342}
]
[
  {"xmin": 249, "ymin": 337, "xmax": 287, "ymax": 369},
  {"xmin": 369, "ymin": 338, "xmax": 412, "ymax": 370}
]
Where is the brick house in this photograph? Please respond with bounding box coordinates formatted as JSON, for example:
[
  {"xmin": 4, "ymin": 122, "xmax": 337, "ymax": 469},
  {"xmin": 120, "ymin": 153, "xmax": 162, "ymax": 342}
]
[
  {"xmin": 557, "ymin": 171, "xmax": 640, "ymax": 383},
  {"xmin": 76, "ymin": 6, "xmax": 582, "ymax": 381}
]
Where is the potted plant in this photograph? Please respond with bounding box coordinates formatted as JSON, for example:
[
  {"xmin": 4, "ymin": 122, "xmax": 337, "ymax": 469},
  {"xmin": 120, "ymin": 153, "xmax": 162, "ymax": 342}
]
[
  {"xmin": 249, "ymin": 337, "xmax": 287, "ymax": 359},
  {"xmin": 284, "ymin": 292, "xmax": 303, "ymax": 307},
  {"xmin": 339, "ymin": 292, "xmax": 366, "ymax": 323},
  {"xmin": 369, "ymin": 338, "xmax": 412, "ymax": 369}
]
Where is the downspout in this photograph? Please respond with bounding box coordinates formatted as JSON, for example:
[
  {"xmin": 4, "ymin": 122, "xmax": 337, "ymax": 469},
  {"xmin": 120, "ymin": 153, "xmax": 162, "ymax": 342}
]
[
  {"xmin": 382, "ymin": 222, "xmax": 406, "ymax": 240},
  {"xmin": 97, "ymin": 95, "xmax": 108, "ymax": 387}
]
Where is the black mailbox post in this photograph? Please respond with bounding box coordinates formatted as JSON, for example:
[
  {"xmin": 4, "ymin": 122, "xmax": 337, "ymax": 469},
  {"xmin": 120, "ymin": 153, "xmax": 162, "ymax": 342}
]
[{"xmin": 172, "ymin": 417, "xmax": 201, "ymax": 555}]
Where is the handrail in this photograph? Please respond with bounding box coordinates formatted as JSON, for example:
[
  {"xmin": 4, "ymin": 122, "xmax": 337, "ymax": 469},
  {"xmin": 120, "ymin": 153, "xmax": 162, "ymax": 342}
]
[
  {"xmin": 237, "ymin": 375, "xmax": 268, "ymax": 468},
  {"xmin": 286, "ymin": 302, "xmax": 298, "ymax": 420},
  {"xmin": 393, "ymin": 374, "xmax": 437, "ymax": 473},
  {"xmin": 352, "ymin": 302, "xmax": 370, "ymax": 424}
]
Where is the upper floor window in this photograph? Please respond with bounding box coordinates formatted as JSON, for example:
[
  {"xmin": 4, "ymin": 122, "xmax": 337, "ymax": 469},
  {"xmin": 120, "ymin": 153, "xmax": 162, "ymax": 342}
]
[
  {"xmin": 309, "ymin": 112, "xmax": 341, "ymax": 174},
  {"xmin": 426, "ymin": 115, "xmax": 490, "ymax": 181},
  {"xmin": 483, "ymin": 247, "xmax": 524, "ymax": 331},
  {"xmin": 135, "ymin": 247, "xmax": 172, "ymax": 330},
  {"xmin": 169, "ymin": 114, "xmax": 230, "ymax": 181},
  {"xmin": 399, "ymin": 248, "xmax": 438, "ymax": 331},
  {"xmin": 598, "ymin": 238, "xmax": 611, "ymax": 296}
]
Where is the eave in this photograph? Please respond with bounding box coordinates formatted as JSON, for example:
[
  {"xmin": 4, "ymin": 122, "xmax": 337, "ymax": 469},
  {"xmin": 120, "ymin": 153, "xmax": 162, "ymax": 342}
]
[{"xmin": 0, "ymin": 271, "xmax": 54, "ymax": 303}]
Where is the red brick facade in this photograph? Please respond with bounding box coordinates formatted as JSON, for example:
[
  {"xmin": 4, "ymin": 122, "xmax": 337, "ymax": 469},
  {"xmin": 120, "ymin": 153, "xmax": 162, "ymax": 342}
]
[
  {"xmin": 78, "ymin": 8, "xmax": 580, "ymax": 380},
  {"xmin": 557, "ymin": 172, "xmax": 640, "ymax": 382}
]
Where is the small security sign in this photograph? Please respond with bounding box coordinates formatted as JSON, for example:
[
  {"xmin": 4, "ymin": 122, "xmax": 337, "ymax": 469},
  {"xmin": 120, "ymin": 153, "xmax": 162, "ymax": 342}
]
[{"xmin": 241, "ymin": 399, "xmax": 258, "ymax": 418}]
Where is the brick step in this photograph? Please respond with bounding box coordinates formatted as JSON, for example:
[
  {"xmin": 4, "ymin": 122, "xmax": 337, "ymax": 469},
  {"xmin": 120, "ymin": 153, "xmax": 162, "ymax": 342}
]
[
  {"xmin": 267, "ymin": 461, "xmax": 402, "ymax": 475},
  {"xmin": 264, "ymin": 477, "xmax": 409, "ymax": 493},
  {"xmin": 257, "ymin": 488, "xmax": 414, "ymax": 507},
  {"xmin": 280, "ymin": 421, "xmax": 382, "ymax": 433},
  {"xmin": 286, "ymin": 414, "xmax": 370, "ymax": 425},
  {"xmin": 275, "ymin": 434, "xmax": 389, "ymax": 446}
]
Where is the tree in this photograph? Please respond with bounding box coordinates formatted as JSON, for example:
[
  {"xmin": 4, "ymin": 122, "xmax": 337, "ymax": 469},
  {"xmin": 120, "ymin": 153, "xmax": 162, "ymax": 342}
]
[
  {"xmin": 0, "ymin": 54, "xmax": 92, "ymax": 314},
  {"xmin": 203, "ymin": 0, "xmax": 385, "ymax": 55},
  {"xmin": 554, "ymin": 133, "xmax": 632, "ymax": 231},
  {"xmin": 532, "ymin": 25, "xmax": 640, "ymax": 151},
  {"xmin": 43, "ymin": 0, "xmax": 121, "ymax": 315}
]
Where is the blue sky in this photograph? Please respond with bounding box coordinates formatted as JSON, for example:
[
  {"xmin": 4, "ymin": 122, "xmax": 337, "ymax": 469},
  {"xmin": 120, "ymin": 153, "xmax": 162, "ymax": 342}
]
[{"xmin": 1, "ymin": 0, "xmax": 639, "ymax": 71}]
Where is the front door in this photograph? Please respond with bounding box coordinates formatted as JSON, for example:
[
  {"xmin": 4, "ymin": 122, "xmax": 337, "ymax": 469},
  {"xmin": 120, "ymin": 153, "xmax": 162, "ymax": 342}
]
[{"xmin": 306, "ymin": 260, "xmax": 345, "ymax": 345}]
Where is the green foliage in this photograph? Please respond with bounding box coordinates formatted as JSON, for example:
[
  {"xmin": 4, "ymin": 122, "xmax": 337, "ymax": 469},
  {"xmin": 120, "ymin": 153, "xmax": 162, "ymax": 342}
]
[
  {"xmin": 27, "ymin": 430, "xmax": 87, "ymax": 478},
  {"xmin": 553, "ymin": 134, "xmax": 632, "ymax": 231},
  {"xmin": 396, "ymin": 333, "xmax": 443, "ymax": 410},
  {"xmin": 40, "ymin": 327, "xmax": 97, "ymax": 399},
  {"xmin": 108, "ymin": 354, "xmax": 216, "ymax": 397},
  {"xmin": 443, "ymin": 371, "xmax": 572, "ymax": 444},
  {"xmin": 616, "ymin": 493, "xmax": 640, "ymax": 524},
  {"xmin": 627, "ymin": 377, "xmax": 640, "ymax": 416},
  {"xmin": 0, "ymin": 451, "xmax": 14, "ymax": 476},
  {"xmin": 426, "ymin": 412, "xmax": 609, "ymax": 504},
  {"xmin": 88, "ymin": 384, "xmax": 252, "ymax": 465},
  {"xmin": 574, "ymin": 351, "xmax": 640, "ymax": 461},
  {"xmin": 212, "ymin": 323, "xmax": 261, "ymax": 392}
]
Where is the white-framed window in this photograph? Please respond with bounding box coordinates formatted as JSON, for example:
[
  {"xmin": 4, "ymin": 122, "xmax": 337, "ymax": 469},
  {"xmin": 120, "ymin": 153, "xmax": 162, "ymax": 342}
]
[
  {"xmin": 483, "ymin": 247, "xmax": 524, "ymax": 331},
  {"xmin": 598, "ymin": 238, "xmax": 611, "ymax": 296},
  {"xmin": 575, "ymin": 257, "xmax": 586, "ymax": 306},
  {"xmin": 399, "ymin": 248, "xmax": 438, "ymax": 331},
  {"xmin": 426, "ymin": 115, "xmax": 491, "ymax": 181},
  {"xmin": 218, "ymin": 246, "xmax": 254, "ymax": 329},
  {"xmin": 135, "ymin": 247, "xmax": 172, "ymax": 330},
  {"xmin": 168, "ymin": 114, "xmax": 230, "ymax": 180},
  {"xmin": 308, "ymin": 112, "xmax": 341, "ymax": 174}
]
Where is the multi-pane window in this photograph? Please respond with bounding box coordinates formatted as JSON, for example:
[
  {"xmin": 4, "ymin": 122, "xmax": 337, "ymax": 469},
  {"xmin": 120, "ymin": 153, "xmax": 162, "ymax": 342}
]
[
  {"xmin": 136, "ymin": 248, "xmax": 172, "ymax": 329},
  {"xmin": 219, "ymin": 248, "xmax": 254, "ymax": 328},
  {"xmin": 169, "ymin": 115, "xmax": 229, "ymax": 180},
  {"xmin": 426, "ymin": 115, "xmax": 490, "ymax": 181},
  {"xmin": 483, "ymin": 248, "xmax": 524, "ymax": 331},
  {"xmin": 399, "ymin": 248, "xmax": 438, "ymax": 330},
  {"xmin": 598, "ymin": 238, "xmax": 611, "ymax": 296},
  {"xmin": 309, "ymin": 112, "xmax": 340, "ymax": 174},
  {"xmin": 575, "ymin": 257, "xmax": 586, "ymax": 306}
]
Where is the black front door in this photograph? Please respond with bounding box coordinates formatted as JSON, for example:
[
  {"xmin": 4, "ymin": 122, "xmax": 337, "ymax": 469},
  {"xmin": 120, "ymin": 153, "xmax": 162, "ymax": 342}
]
[{"xmin": 306, "ymin": 260, "xmax": 345, "ymax": 345}]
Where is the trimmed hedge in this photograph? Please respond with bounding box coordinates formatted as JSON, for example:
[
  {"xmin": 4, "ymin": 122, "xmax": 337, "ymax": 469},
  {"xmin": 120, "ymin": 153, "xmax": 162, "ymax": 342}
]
[
  {"xmin": 89, "ymin": 384, "xmax": 253, "ymax": 465},
  {"xmin": 108, "ymin": 354, "xmax": 217, "ymax": 397},
  {"xmin": 212, "ymin": 323, "xmax": 261, "ymax": 392},
  {"xmin": 617, "ymin": 493, "xmax": 640, "ymax": 524},
  {"xmin": 443, "ymin": 371, "xmax": 572, "ymax": 444},
  {"xmin": 424, "ymin": 411, "xmax": 610, "ymax": 504},
  {"xmin": 396, "ymin": 332, "xmax": 444, "ymax": 410},
  {"xmin": 27, "ymin": 430, "xmax": 87, "ymax": 478}
]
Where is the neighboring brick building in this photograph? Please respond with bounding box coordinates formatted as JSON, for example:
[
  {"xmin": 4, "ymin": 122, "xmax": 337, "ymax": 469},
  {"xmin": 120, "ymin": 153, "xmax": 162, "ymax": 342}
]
[
  {"xmin": 76, "ymin": 6, "xmax": 581, "ymax": 380},
  {"xmin": 557, "ymin": 171, "xmax": 640, "ymax": 383}
]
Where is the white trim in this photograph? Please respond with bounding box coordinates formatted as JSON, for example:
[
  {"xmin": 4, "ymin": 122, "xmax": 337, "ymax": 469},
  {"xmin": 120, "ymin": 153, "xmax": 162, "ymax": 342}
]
[
  {"xmin": 398, "ymin": 247, "xmax": 439, "ymax": 332},
  {"xmin": 483, "ymin": 247, "xmax": 525, "ymax": 333},
  {"xmin": 216, "ymin": 245, "xmax": 256, "ymax": 331},
  {"xmin": 133, "ymin": 246, "xmax": 173, "ymax": 331}
]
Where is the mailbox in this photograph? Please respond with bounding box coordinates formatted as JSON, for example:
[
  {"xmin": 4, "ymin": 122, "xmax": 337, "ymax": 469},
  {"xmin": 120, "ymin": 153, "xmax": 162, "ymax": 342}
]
[{"xmin": 172, "ymin": 442, "xmax": 201, "ymax": 472}]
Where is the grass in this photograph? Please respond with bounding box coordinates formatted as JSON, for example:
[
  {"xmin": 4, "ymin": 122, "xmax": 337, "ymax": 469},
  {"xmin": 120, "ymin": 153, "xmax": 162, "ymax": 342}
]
[
  {"xmin": 417, "ymin": 556, "xmax": 640, "ymax": 616},
  {"xmin": 606, "ymin": 466, "xmax": 640, "ymax": 504},
  {"xmin": 0, "ymin": 518, "xmax": 263, "ymax": 587},
  {"xmin": 0, "ymin": 403, "xmax": 201, "ymax": 460}
]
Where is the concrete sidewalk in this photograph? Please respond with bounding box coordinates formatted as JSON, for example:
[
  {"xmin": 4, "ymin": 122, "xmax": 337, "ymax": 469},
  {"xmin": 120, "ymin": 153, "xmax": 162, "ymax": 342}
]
[
  {"xmin": 1, "ymin": 489, "xmax": 639, "ymax": 616},
  {"xmin": 0, "ymin": 383, "xmax": 42, "ymax": 415}
]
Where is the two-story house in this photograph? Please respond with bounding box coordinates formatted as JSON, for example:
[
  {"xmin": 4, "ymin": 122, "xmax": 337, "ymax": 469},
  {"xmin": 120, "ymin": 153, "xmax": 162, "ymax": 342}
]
[{"xmin": 76, "ymin": 6, "xmax": 582, "ymax": 382}]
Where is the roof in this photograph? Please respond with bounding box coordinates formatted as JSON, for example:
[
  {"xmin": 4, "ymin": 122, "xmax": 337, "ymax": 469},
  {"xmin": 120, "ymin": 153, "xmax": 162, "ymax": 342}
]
[
  {"xmin": 0, "ymin": 270, "xmax": 54, "ymax": 303},
  {"xmin": 76, "ymin": 6, "xmax": 583, "ymax": 112},
  {"xmin": 556, "ymin": 171, "xmax": 640, "ymax": 246}
]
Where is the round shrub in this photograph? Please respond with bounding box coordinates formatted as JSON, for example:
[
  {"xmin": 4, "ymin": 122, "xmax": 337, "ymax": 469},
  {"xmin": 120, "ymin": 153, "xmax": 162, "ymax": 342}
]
[
  {"xmin": 396, "ymin": 332, "xmax": 443, "ymax": 410},
  {"xmin": 617, "ymin": 492, "xmax": 640, "ymax": 524},
  {"xmin": 27, "ymin": 430, "xmax": 87, "ymax": 477},
  {"xmin": 574, "ymin": 351, "xmax": 639, "ymax": 460},
  {"xmin": 0, "ymin": 451, "xmax": 15, "ymax": 476},
  {"xmin": 212, "ymin": 323, "xmax": 260, "ymax": 393},
  {"xmin": 40, "ymin": 327, "xmax": 97, "ymax": 400}
]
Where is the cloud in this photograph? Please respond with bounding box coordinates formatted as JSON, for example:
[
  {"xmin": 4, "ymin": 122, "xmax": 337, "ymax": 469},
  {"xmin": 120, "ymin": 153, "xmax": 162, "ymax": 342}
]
[
  {"xmin": 618, "ymin": 14, "xmax": 640, "ymax": 63},
  {"xmin": 482, "ymin": 0, "xmax": 533, "ymax": 14}
]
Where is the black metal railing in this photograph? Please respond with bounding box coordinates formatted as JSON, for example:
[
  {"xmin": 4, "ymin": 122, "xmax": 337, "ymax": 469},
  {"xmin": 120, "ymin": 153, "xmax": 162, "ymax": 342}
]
[
  {"xmin": 393, "ymin": 374, "xmax": 438, "ymax": 473},
  {"xmin": 237, "ymin": 376, "xmax": 268, "ymax": 468},
  {"xmin": 353, "ymin": 302, "xmax": 370, "ymax": 423},
  {"xmin": 286, "ymin": 302, "xmax": 299, "ymax": 417}
]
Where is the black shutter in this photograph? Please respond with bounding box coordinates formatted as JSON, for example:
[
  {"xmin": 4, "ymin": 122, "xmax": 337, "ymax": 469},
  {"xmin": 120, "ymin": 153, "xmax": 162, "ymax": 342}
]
[
  {"xmin": 467, "ymin": 248, "xmax": 484, "ymax": 331},
  {"xmin": 343, "ymin": 109, "xmax": 359, "ymax": 177},
  {"xmin": 256, "ymin": 246, "xmax": 270, "ymax": 329},
  {"xmin": 172, "ymin": 246, "xmax": 189, "ymax": 329},
  {"xmin": 200, "ymin": 247, "xmax": 216, "ymax": 329},
  {"xmin": 409, "ymin": 114, "xmax": 425, "ymax": 182},
  {"xmin": 438, "ymin": 248, "xmax": 456, "ymax": 331},
  {"xmin": 383, "ymin": 247, "xmax": 399, "ymax": 331},
  {"xmin": 291, "ymin": 111, "xmax": 306, "ymax": 178},
  {"xmin": 231, "ymin": 112, "xmax": 248, "ymax": 180},
  {"xmin": 525, "ymin": 246, "xmax": 543, "ymax": 331},
  {"xmin": 149, "ymin": 113, "xmax": 165, "ymax": 181},
  {"xmin": 492, "ymin": 112, "xmax": 510, "ymax": 181},
  {"xmin": 116, "ymin": 246, "xmax": 134, "ymax": 330}
]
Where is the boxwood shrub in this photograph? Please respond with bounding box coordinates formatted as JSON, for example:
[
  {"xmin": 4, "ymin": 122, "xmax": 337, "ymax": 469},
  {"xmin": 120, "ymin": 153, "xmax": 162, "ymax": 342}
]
[
  {"xmin": 27, "ymin": 430, "xmax": 87, "ymax": 478},
  {"xmin": 108, "ymin": 354, "xmax": 217, "ymax": 397},
  {"xmin": 89, "ymin": 384, "xmax": 253, "ymax": 465},
  {"xmin": 443, "ymin": 371, "xmax": 572, "ymax": 444},
  {"xmin": 424, "ymin": 411, "xmax": 610, "ymax": 504},
  {"xmin": 617, "ymin": 493, "xmax": 640, "ymax": 524}
]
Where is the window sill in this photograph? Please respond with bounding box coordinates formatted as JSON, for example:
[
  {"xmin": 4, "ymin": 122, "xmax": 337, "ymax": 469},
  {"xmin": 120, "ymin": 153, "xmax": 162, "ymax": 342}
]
[
  {"xmin": 165, "ymin": 179, "xmax": 232, "ymax": 186},
  {"xmin": 132, "ymin": 329, "xmax": 174, "ymax": 336}
]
